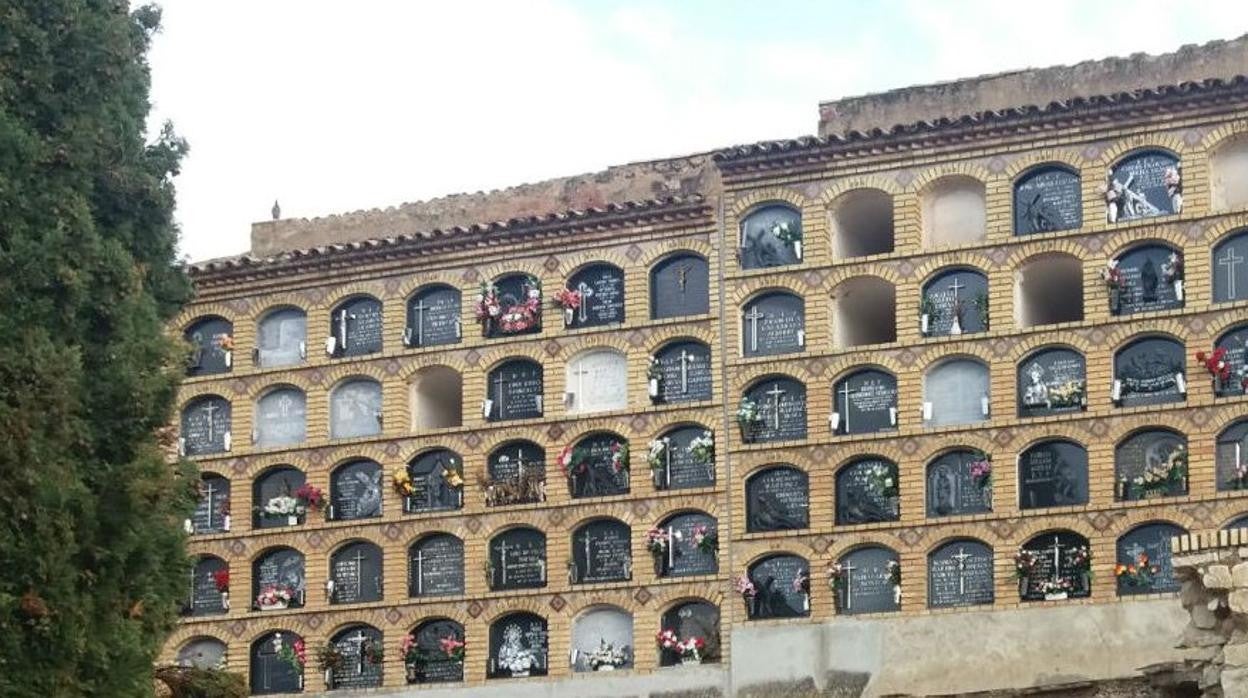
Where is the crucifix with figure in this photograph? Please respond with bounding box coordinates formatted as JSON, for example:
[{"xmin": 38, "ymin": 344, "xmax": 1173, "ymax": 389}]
[
  {"xmin": 841, "ymin": 561, "xmax": 857, "ymax": 610},
  {"xmin": 410, "ymin": 299, "xmax": 427, "ymax": 346},
  {"xmin": 576, "ymin": 282, "xmax": 593, "ymax": 323},
  {"xmin": 765, "ymin": 383, "xmax": 786, "ymax": 430},
  {"xmin": 582, "ymin": 532, "xmax": 593, "ymax": 581},
  {"xmin": 1220, "ymin": 246, "xmax": 1244, "ymax": 299},
  {"xmin": 344, "ymin": 630, "xmax": 368, "ymax": 675},
  {"xmin": 837, "ymin": 381, "xmax": 859, "ymax": 434},
  {"xmin": 745, "ymin": 306, "xmax": 765, "ymax": 353},
  {"xmin": 951, "ymin": 547, "xmax": 973, "ymax": 596}
]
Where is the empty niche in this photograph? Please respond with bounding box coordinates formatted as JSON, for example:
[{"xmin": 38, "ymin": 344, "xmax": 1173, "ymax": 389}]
[
  {"xmin": 1014, "ymin": 253, "xmax": 1084, "ymax": 328},
  {"xmin": 831, "ymin": 276, "xmax": 896, "ymax": 348},
  {"xmin": 329, "ymin": 378, "xmax": 383, "ymax": 439},
  {"xmin": 408, "ymin": 366, "xmax": 462, "ymax": 430},
  {"xmin": 922, "ymin": 176, "xmax": 986, "ymax": 248},
  {"xmin": 565, "ymin": 349, "xmax": 628, "ymax": 414},
  {"xmin": 831, "ymin": 188, "xmax": 894, "ymax": 259},
  {"xmin": 177, "ymin": 636, "xmax": 227, "ymax": 669},
  {"xmin": 255, "ymin": 306, "xmax": 306, "ymax": 368},
  {"xmin": 570, "ymin": 605, "xmax": 634, "ymax": 672},
  {"xmin": 922, "ymin": 358, "xmax": 990, "ymax": 427},
  {"xmin": 1212, "ymin": 136, "xmax": 1248, "ymax": 212}
]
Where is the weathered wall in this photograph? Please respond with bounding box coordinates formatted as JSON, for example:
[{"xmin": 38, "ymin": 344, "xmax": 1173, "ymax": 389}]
[
  {"xmin": 818, "ymin": 34, "xmax": 1248, "ymax": 137},
  {"xmin": 249, "ymin": 155, "xmax": 716, "ymax": 256}
]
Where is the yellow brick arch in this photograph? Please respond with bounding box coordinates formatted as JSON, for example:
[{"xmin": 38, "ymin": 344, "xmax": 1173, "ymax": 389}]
[
  {"xmin": 397, "ymin": 443, "xmax": 466, "ymax": 468},
  {"xmin": 567, "ymin": 510, "xmax": 635, "ymax": 533},
  {"xmin": 1102, "ymin": 230, "xmax": 1189, "ymax": 262},
  {"xmin": 734, "ymin": 366, "xmax": 813, "ymax": 394},
  {"xmin": 739, "ymin": 460, "xmax": 811, "ymax": 485},
  {"xmin": 922, "ymin": 529, "xmax": 1002, "ymax": 555},
  {"xmin": 915, "ymin": 438, "xmax": 998, "ymax": 469},
  {"xmin": 251, "ymin": 292, "xmax": 312, "ymax": 324},
  {"xmin": 646, "ymin": 418, "xmax": 714, "ymax": 443},
  {"xmin": 1008, "ymin": 336, "xmax": 1092, "ymax": 363},
  {"xmin": 244, "ymin": 374, "xmax": 316, "ymax": 400},
  {"xmin": 245, "ymin": 541, "xmax": 306, "ymax": 567},
  {"xmin": 652, "ymin": 590, "xmax": 726, "ymax": 617},
  {"xmin": 171, "ymin": 302, "xmax": 239, "ymax": 333},
  {"xmin": 483, "ymin": 598, "xmax": 561, "ymax": 625},
  {"xmin": 1012, "ymin": 430, "xmax": 1092, "ymax": 455},
  {"xmin": 737, "ymin": 543, "xmax": 812, "ymax": 571},
  {"xmin": 650, "ymin": 503, "xmax": 720, "ymax": 528},
  {"xmin": 320, "ymin": 618, "xmax": 388, "ymax": 642},
  {"xmin": 826, "ymin": 447, "xmax": 907, "ymax": 478},
  {"xmin": 1010, "ymin": 519, "xmax": 1099, "ymax": 547},
  {"xmin": 240, "ymin": 453, "xmax": 312, "ymax": 481},
  {"xmin": 480, "ymin": 427, "xmax": 551, "ymax": 456},
  {"xmin": 1098, "ymin": 134, "xmax": 1189, "ymax": 169},
  {"xmin": 1002, "ymin": 148, "xmax": 1090, "ymax": 180},
  {"xmin": 1110, "ymin": 512, "xmax": 1195, "ymax": 542},
  {"xmin": 177, "ymin": 385, "xmax": 234, "ymax": 412},
  {"xmin": 475, "ymin": 261, "xmax": 548, "ymax": 289},
  {"xmin": 819, "ymin": 173, "xmax": 905, "ymax": 204},
  {"xmin": 395, "ymin": 272, "xmax": 467, "ymax": 302},
  {"xmin": 1102, "ymin": 323, "xmax": 1188, "ymax": 354},
  {"xmin": 825, "ymin": 536, "xmax": 903, "ymax": 561},
  {"xmin": 1198, "ymin": 118, "xmax": 1248, "ymax": 152},
  {"xmin": 729, "ymin": 186, "xmax": 814, "ymax": 220},
  {"xmin": 824, "ymin": 359, "xmax": 905, "ymax": 386},
  {"xmin": 319, "ymin": 283, "xmax": 387, "ymax": 316},
  {"xmin": 482, "ymin": 516, "xmax": 551, "ymax": 541},
  {"xmin": 322, "ymin": 364, "xmax": 388, "ymax": 387},
  {"xmin": 911, "ymin": 256, "xmax": 994, "ymax": 287},
  {"xmin": 1108, "ymin": 421, "xmax": 1191, "ymax": 457},
  {"xmin": 321, "ymin": 531, "xmax": 388, "ymax": 556},
  {"xmin": 916, "ymin": 347, "xmax": 997, "ymax": 375},
  {"xmin": 1216, "ymin": 509, "xmax": 1248, "ymax": 529},
  {"xmin": 554, "ymin": 250, "xmax": 632, "ymax": 282},
  {"xmin": 321, "ymin": 445, "xmax": 391, "ymax": 472},
  {"xmin": 728, "ymin": 278, "xmax": 813, "ymax": 308},
  {"xmin": 646, "ymin": 328, "xmax": 717, "ymax": 355},
  {"xmin": 404, "ymin": 609, "xmax": 474, "ymax": 634},
  {"xmin": 638, "ymin": 239, "xmax": 714, "ymax": 268},
  {"xmin": 401, "ymin": 528, "xmax": 464, "ymax": 552},
  {"xmin": 395, "ymin": 354, "xmax": 472, "ymax": 383},
  {"xmin": 1001, "ymin": 237, "xmax": 1088, "ymax": 269},
  {"xmin": 560, "ymin": 335, "xmax": 633, "ymax": 359},
  {"xmin": 824, "ymin": 267, "xmax": 905, "ymax": 290},
  {"xmin": 1201, "ymin": 214, "xmax": 1248, "ymax": 247},
  {"xmin": 908, "ymin": 161, "xmax": 996, "ymax": 195},
  {"xmin": 475, "ymin": 345, "xmax": 554, "ymax": 375}
]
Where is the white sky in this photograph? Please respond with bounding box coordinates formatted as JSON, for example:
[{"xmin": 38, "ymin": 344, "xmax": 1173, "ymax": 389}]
[{"xmin": 146, "ymin": 1, "xmax": 1248, "ymax": 262}]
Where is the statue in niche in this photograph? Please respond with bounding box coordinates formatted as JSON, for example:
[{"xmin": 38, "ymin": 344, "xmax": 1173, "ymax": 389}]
[
  {"xmin": 741, "ymin": 225, "xmax": 789, "ymax": 267},
  {"xmin": 841, "ymin": 488, "xmax": 894, "ymax": 523},
  {"xmin": 929, "ymin": 466, "xmax": 956, "ymax": 516},
  {"xmin": 1023, "ymin": 192, "xmax": 1060, "ymax": 233},
  {"xmin": 747, "ymin": 487, "xmax": 804, "ymax": 530},
  {"xmin": 352, "ymin": 469, "xmax": 382, "ymax": 517},
  {"xmin": 496, "ymin": 624, "xmax": 537, "ymax": 677},
  {"xmin": 753, "ymin": 575, "xmax": 799, "ymax": 618},
  {"xmin": 1140, "ymin": 258, "xmax": 1159, "ymax": 303}
]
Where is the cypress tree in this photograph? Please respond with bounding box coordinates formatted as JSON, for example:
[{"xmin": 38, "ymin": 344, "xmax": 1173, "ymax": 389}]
[{"xmin": 0, "ymin": 2, "xmax": 197, "ymax": 695}]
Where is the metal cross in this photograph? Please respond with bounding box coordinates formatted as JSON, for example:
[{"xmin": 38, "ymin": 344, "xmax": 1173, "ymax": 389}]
[
  {"xmin": 951, "ymin": 547, "xmax": 973, "ymax": 596},
  {"xmin": 410, "ymin": 299, "xmax": 427, "ymax": 346},
  {"xmin": 498, "ymin": 541, "xmax": 509, "ymax": 586},
  {"xmin": 841, "ymin": 561, "xmax": 857, "ymax": 610},
  {"xmin": 679, "ymin": 349, "xmax": 695, "ymax": 394},
  {"xmin": 413, "ymin": 549, "xmax": 424, "ymax": 595},
  {"xmin": 1049, "ymin": 536, "xmax": 1066, "ymax": 577},
  {"xmin": 492, "ymin": 372, "xmax": 509, "ymax": 418},
  {"xmin": 336, "ymin": 308, "xmax": 354, "ymax": 350},
  {"xmin": 583, "ymin": 533, "xmax": 592, "ymax": 580},
  {"xmin": 345, "ymin": 630, "xmax": 368, "ymax": 675},
  {"xmin": 837, "ymin": 381, "xmax": 858, "ymax": 433},
  {"xmin": 201, "ymin": 401, "xmax": 218, "ymax": 443},
  {"xmin": 201, "ymin": 481, "xmax": 216, "ymax": 530},
  {"xmin": 676, "ymin": 263, "xmax": 692, "ymax": 292},
  {"xmin": 1219, "ymin": 246, "xmax": 1244, "ymax": 299},
  {"xmin": 576, "ymin": 282, "xmax": 593, "ymax": 323},
  {"xmin": 765, "ymin": 383, "xmax": 786, "ymax": 430},
  {"xmin": 947, "ymin": 276, "xmax": 965, "ymax": 303},
  {"xmin": 348, "ymin": 549, "xmax": 368, "ymax": 600},
  {"xmin": 515, "ymin": 446, "xmax": 527, "ymax": 480},
  {"xmin": 744, "ymin": 306, "xmax": 765, "ymax": 352}
]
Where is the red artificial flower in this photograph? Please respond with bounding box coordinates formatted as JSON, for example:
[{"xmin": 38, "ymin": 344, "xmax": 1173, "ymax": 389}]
[{"xmin": 212, "ymin": 568, "xmax": 230, "ymax": 593}]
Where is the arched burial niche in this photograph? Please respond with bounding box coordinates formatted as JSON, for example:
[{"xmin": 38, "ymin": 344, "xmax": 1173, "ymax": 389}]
[
  {"xmin": 485, "ymin": 440, "xmax": 545, "ymax": 507},
  {"xmin": 1013, "ymin": 164, "xmax": 1082, "ymax": 235},
  {"xmin": 1014, "ymin": 253, "xmax": 1083, "ymax": 328},
  {"xmin": 483, "ymin": 358, "xmax": 542, "ymax": 422},
  {"xmin": 831, "ymin": 368, "xmax": 898, "ymax": 436},
  {"xmin": 184, "ymin": 315, "xmax": 233, "ymax": 376},
  {"xmin": 1112, "ymin": 335, "xmax": 1186, "ymax": 408},
  {"xmin": 1213, "ymin": 229, "xmax": 1248, "ymax": 305},
  {"xmin": 488, "ymin": 527, "xmax": 547, "ymax": 591},
  {"xmin": 401, "ymin": 449, "xmax": 463, "ymax": 513},
  {"xmin": 562, "ymin": 431, "xmax": 629, "ymax": 499},
  {"xmin": 253, "ymin": 386, "xmax": 307, "ymax": 447},
  {"xmin": 327, "ymin": 540, "xmax": 383, "ymax": 605},
  {"xmin": 564, "ymin": 348, "xmax": 628, "ymax": 414},
  {"xmin": 1114, "ymin": 428, "xmax": 1188, "ymax": 502},
  {"xmin": 1017, "ymin": 346, "xmax": 1086, "ymax": 418},
  {"xmin": 919, "ymin": 268, "xmax": 988, "ymax": 336},
  {"xmin": 255, "ymin": 306, "xmax": 307, "ymax": 368},
  {"xmin": 188, "ymin": 472, "xmax": 230, "ymax": 534},
  {"xmin": 180, "ymin": 395, "xmax": 231, "ymax": 456},
  {"xmin": 834, "ymin": 546, "xmax": 901, "ymax": 615},
  {"xmin": 659, "ymin": 600, "xmax": 720, "ymax": 666},
  {"xmin": 563, "ymin": 262, "xmax": 625, "ymax": 328},
  {"xmin": 177, "ymin": 636, "xmax": 227, "ymax": 669},
  {"xmin": 745, "ymin": 465, "xmax": 809, "ymax": 532},
  {"xmin": 741, "ymin": 291, "xmax": 804, "ymax": 357},
  {"xmin": 570, "ymin": 605, "xmax": 634, "ymax": 672},
  {"xmin": 835, "ymin": 457, "xmax": 900, "ymax": 525},
  {"xmin": 1216, "ymin": 420, "xmax": 1248, "ymax": 492},
  {"xmin": 922, "ymin": 358, "xmax": 990, "ymax": 427},
  {"xmin": 740, "ymin": 375, "xmax": 807, "ymax": 443},
  {"xmin": 185, "ymin": 555, "xmax": 228, "ymax": 617},
  {"xmin": 408, "ymin": 533, "xmax": 464, "ymax": 598},
  {"xmin": 654, "ymin": 511, "xmax": 718, "ymax": 578},
  {"xmin": 1018, "ymin": 439, "xmax": 1089, "ymax": 510},
  {"xmin": 403, "ymin": 618, "xmax": 464, "ymax": 684},
  {"xmin": 1017, "ymin": 531, "xmax": 1092, "ymax": 601},
  {"xmin": 1104, "ymin": 149, "xmax": 1182, "ymax": 223},
  {"xmin": 831, "ymin": 277, "xmax": 896, "ymax": 348},
  {"xmin": 831, "ymin": 188, "xmax": 894, "ymax": 259},
  {"xmin": 746, "ymin": 554, "xmax": 810, "ymax": 619},
  {"xmin": 251, "ymin": 546, "xmax": 305, "ymax": 611},
  {"xmin": 328, "ymin": 459, "xmax": 382, "ymax": 521},
  {"xmin": 1108, "ymin": 242, "xmax": 1185, "ymax": 315},
  {"xmin": 479, "ymin": 272, "xmax": 541, "ymax": 338},
  {"xmin": 326, "ymin": 624, "xmax": 384, "ymax": 690},
  {"xmin": 925, "ymin": 449, "xmax": 992, "ymax": 518},
  {"xmin": 405, "ymin": 284, "xmax": 461, "ymax": 348},
  {"xmin": 1213, "ymin": 136, "xmax": 1248, "ymax": 211},
  {"xmin": 488, "ymin": 612, "xmax": 548, "ymax": 679},
  {"xmin": 927, "ymin": 539, "xmax": 994, "ymax": 609},
  {"xmin": 328, "ymin": 294, "xmax": 384, "ymax": 357},
  {"xmin": 571, "ymin": 518, "xmax": 632, "ymax": 584},
  {"xmin": 250, "ymin": 630, "xmax": 304, "ymax": 695},
  {"xmin": 651, "ymin": 339, "xmax": 713, "ymax": 404},
  {"xmin": 921, "ymin": 175, "xmax": 986, "ymax": 248},
  {"xmin": 252, "ymin": 465, "xmax": 308, "ymax": 529},
  {"xmin": 739, "ymin": 203, "xmax": 802, "ymax": 269},
  {"xmin": 1116, "ymin": 521, "xmax": 1185, "ymax": 596},
  {"xmin": 329, "ymin": 378, "xmax": 382, "ymax": 439},
  {"xmin": 408, "ymin": 366, "xmax": 462, "ymax": 430},
  {"xmin": 650, "ymin": 252, "xmax": 710, "ymax": 319},
  {"xmin": 650, "ymin": 424, "xmax": 716, "ymax": 491}
]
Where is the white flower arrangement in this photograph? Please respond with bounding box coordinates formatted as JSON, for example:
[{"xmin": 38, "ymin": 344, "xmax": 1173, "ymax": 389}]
[{"xmin": 689, "ymin": 431, "xmax": 715, "ymax": 464}]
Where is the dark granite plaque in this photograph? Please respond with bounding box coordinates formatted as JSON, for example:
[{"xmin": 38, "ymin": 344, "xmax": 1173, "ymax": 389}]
[
  {"xmin": 921, "ymin": 268, "xmax": 989, "ymax": 336},
  {"xmin": 926, "ymin": 450, "xmax": 992, "ymax": 518},
  {"xmin": 181, "ymin": 395, "xmax": 231, "ymax": 456},
  {"xmin": 188, "ymin": 556, "xmax": 227, "ymax": 616},
  {"xmin": 1117, "ymin": 522, "xmax": 1184, "ymax": 596},
  {"xmin": 184, "ymin": 316, "xmax": 233, "ymax": 376},
  {"xmin": 1213, "ymin": 324, "xmax": 1248, "ymax": 398},
  {"xmin": 490, "ymin": 528, "xmax": 546, "ymax": 590},
  {"xmin": 253, "ymin": 466, "xmax": 306, "ymax": 529},
  {"xmin": 651, "ymin": 253, "xmax": 710, "ymax": 319},
  {"xmin": 409, "ymin": 534, "xmax": 464, "ymax": 597},
  {"xmin": 1108, "ymin": 150, "xmax": 1180, "ymax": 222},
  {"xmin": 1115, "ymin": 430, "xmax": 1188, "ymax": 501},
  {"xmin": 1217, "ymin": 421, "xmax": 1248, "ymax": 492},
  {"xmin": 746, "ymin": 466, "xmax": 809, "ymax": 532},
  {"xmin": 1113, "ymin": 244, "xmax": 1184, "ymax": 315},
  {"xmin": 409, "ymin": 619, "xmax": 464, "ymax": 683},
  {"xmin": 740, "ymin": 204, "xmax": 802, "ymax": 270},
  {"xmin": 178, "ymin": 638, "xmax": 227, "ymax": 669},
  {"xmin": 836, "ymin": 458, "xmax": 900, "ymax": 525},
  {"xmin": 567, "ymin": 433, "xmax": 630, "ymax": 499},
  {"xmin": 488, "ymin": 274, "xmax": 541, "ymax": 337},
  {"xmin": 488, "ymin": 441, "xmax": 545, "ymax": 481},
  {"xmin": 832, "ymin": 369, "xmax": 898, "ymax": 435},
  {"xmin": 1013, "ymin": 165, "xmax": 1082, "ymax": 235},
  {"xmin": 925, "ymin": 359, "xmax": 990, "ymax": 427},
  {"xmin": 330, "ymin": 459, "xmax": 382, "ymax": 521},
  {"xmin": 654, "ymin": 341, "xmax": 713, "ymax": 403},
  {"xmin": 655, "ymin": 425, "xmax": 716, "ymax": 490},
  {"xmin": 837, "ymin": 547, "xmax": 900, "ymax": 615},
  {"xmin": 407, "ymin": 285, "xmax": 461, "ymax": 348},
  {"xmin": 252, "ymin": 548, "xmax": 304, "ymax": 607},
  {"xmin": 251, "ymin": 631, "xmax": 303, "ymax": 695},
  {"xmin": 191, "ymin": 473, "xmax": 230, "ymax": 534},
  {"xmin": 330, "ymin": 541, "xmax": 383, "ymax": 604},
  {"xmin": 256, "ymin": 307, "xmax": 306, "ymax": 368},
  {"xmin": 329, "ymin": 379, "xmax": 382, "ymax": 439},
  {"xmin": 659, "ymin": 602, "xmax": 719, "ymax": 666},
  {"xmin": 572, "ymin": 519, "xmax": 632, "ymax": 584},
  {"xmin": 329, "ymin": 626, "xmax": 384, "ymax": 689},
  {"xmin": 748, "ymin": 555, "xmax": 809, "ymax": 619},
  {"xmin": 1019, "ymin": 531, "xmax": 1092, "ymax": 601},
  {"xmin": 1019, "ymin": 440, "xmax": 1089, "ymax": 509},
  {"xmin": 928, "ymin": 540, "xmax": 994, "ymax": 608},
  {"xmin": 488, "ymin": 612, "xmax": 548, "ymax": 678},
  {"xmin": 659, "ymin": 512, "xmax": 718, "ymax": 577},
  {"xmin": 1114, "ymin": 336, "xmax": 1185, "ymax": 407},
  {"xmin": 1214, "ymin": 231, "xmax": 1248, "ymax": 304},
  {"xmin": 742, "ymin": 292, "xmax": 804, "ymax": 357},
  {"xmin": 332, "ymin": 296, "xmax": 384, "ymax": 357},
  {"xmin": 1017, "ymin": 347, "xmax": 1087, "ymax": 417},
  {"xmin": 567, "ymin": 263, "xmax": 625, "ymax": 327},
  {"xmin": 253, "ymin": 388, "xmax": 306, "ymax": 447},
  {"xmin": 487, "ymin": 359, "xmax": 543, "ymax": 421},
  {"xmin": 405, "ymin": 449, "xmax": 462, "ymax": 513},
  {"xmin": 745, "ymin": 377, "xmax": 807, "ymax": 443}
]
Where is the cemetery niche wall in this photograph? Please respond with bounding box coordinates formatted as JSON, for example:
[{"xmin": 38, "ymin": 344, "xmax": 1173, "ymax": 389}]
[
  {"xmin": 329, "ymin": 459, "xmax": 382, "ymax": 521},
  {"xmin": 740, "ymin": 203, "xmax": 802, "ymax": 269},
  {"xmin": 650, "ymin": 252, "xmax": 710, "ymax": 319},
  {"xmin": 836, "ymin": 457, "xmax": 900, "ymax": 525},
  {"xmin": 745, "ymin": 465, "xmax": 809, "ymax": 532},
  {"xmin": 252, "ymin": 547, "xmax": 305, "ymax": 611},
  {"xmin": 922, "ymin": 176, "xmax": 987, "ymax": 247},
  {"xmin": 741, "ymin": 291, "xmax": 804, "ymax": 357},
  {"xmin": 745, "ymin": 554, "xmax": 810, "ymax": 619},
  {"xmin": 479, "ymin": 273, "xmax": 541, "ymax": 338},
  {"xmin": 184, "ymin": 315, "xmax": 233, "ymax": 376},
  {"xmin": 405, "ymin": 284, "xmax": 462, "ymax": 348},
  {"xmin": 1017, "ymin": 347, "xmax": 1086, "ymax": 418},
  {"xmin": 923, "ymin": 358, "xmax": 990, "ymax": 427},
  {"xmin": 404, "ymin": 618, "xmax": 465, "ymax": 684},
  {"xmin": 1107, "ymin": 243, "xmax": 1185, "ymax": 315},
  {"xmin": 485, "ymin": 440, "xmax": 546, "ymax": 507},
  {"xmin": 654, "ymin": 511, "xmax": 718, "ymax": 578},
  {"xmin": 831, "ymin": 277, "xmax": 896, "ymax": 348},
  {"xmin": 329, "ymin": 378, "xmax": 382, "ymax": 439},
  {"xmin": 1116, "ymin": 522, "xmax": 1185, "ymax": 596},
  {"xmin": 740, "ymin": 376, "xmax": 807, "ymax": 443},
  {"xmin": 186, "ymin": 555, "xmax": 229, "ymax": 617},
  {"xmin": 328, "ymin": 295, "xmax": 384, "ymax": 358},
  {"xmin": 1104, "ymin": 149, "xmax": 1183, "ymax": 223},
  {"xmin": 563, "ymin": 263, "xmax": 625, "ymax": 328},
  {"xmin": 488, "ymin": 612, "xmax": 548, "ymax": 679},
  {"xmin": 402, "ymin": 449, "xmax": 463, "ymax": 513},
  {"xmin": 1213, "ymin": 229, "xmax": 1248, "ymax": 304},
  {"xmin": 252, "ymin": 465, "xmax": 309, "ymax": 529},
  {"xmin": 326, "ymin": 624, "xmax": 384, "ymax": 690},
  {"xmin": 1113, "ymin": 335, "xmax": 1186, "ymax": 407},
  {"xmin": 571, "ymin": 518, "xmax": 632, "ymax": 584},
  {"xmin": 928, "ymin": 539, "xmax": 994, "ymax": 608},
  {"xmin": 1013, "ymin": 164, "xmax": 1082, "ymax": 235},
  {"xmin": 328, "ymin": 540, "xmax": 384, "ymax": 605},
  {"xmin": 564, "ymin": 349, "xmax": 628, "ymax": 414},
  {"xmin": 1014, "ymin": 253, "xmax": 1084, "ymax": 328},
  {"xmin": 484, "ymin": 358, "xmax": 543, "ymax": 422},
  {"xmin": 830, "ymin": 188, "xmax": 894, "ymax": 259},
  {"xmin": 408, "ymin": 534, "xmax": 464, "ymax": 598},
  {"xmin": 920, "ymin": 268, "xmax": 989, "ymax": 336},
  {"xmin": 562, "ymin": 431, "xmax": 630, "ymax": 499},
  {"xmin": 649, "ymin": 424, "xmax": 716, "ymax": 491},
  {"xmin": 1018, "ymin": 440, "xmax": 1089, "ymax": 509},
  {"xmin": 831, "ymin": 368, "xmax": 897, "ymax": 436},
  {"xmin": 1115, "ymin": 429, "xmax": 1188, "ymax": 502},
  {"xmin": 409, "ymin": 365, "xmax": 463, "ymax": 429},
  {"xmin": 255, "ymin": 307, "xmax": 307, "ymax": 368},
  {"xmin": 488, "ymin": 527, "xmax": 547, "ymax": 591},
  {"xmin": 189, "ymin": 472, "xmax": 230, "ymax": 535},
  {"xmin": 834, "ymin": 546, "xmax": 901, "ymax": 615},
  {"xmin": 651, "ymin": 340, "xmax": 713, "ymax": 404}
]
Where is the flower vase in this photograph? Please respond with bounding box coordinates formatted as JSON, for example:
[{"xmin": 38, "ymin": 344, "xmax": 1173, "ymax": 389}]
[
  {"xmin": 652, "ymin": 469, "xmax": 664, "ymax": 488},
  {"xmin": 681, "ymin": 656, "xmax": 701, "ymax": 666},
  {"xmin": 949, "ymin": 316, "xmax": 962, "ymax": 336},
  {"xmin": 324, "ymin": 669, "xmax": 333, "ymax": 689},
  {"xmin": 287, "ymin": 515, "xmax": 298, "ymax": 527},
  {"xmin": 223, "ymin": 514, "xmax": 231, "ymax": 532},
  {"xmin": 892, "ymin": 585, "xmax": 902, "ymax": 605},
  {"xmin": 260, "ymin": 600, "xmax": 287, "ymax": 612},
  {"xmin": 405, "ymin": 663, "xmax": 419, "ymax": 683},
  {"xmin": 920, "ymin": 314, "xmax": 930, "ymax": 335},
  {"xmin": 1044, "ymin": 592, "xmax": 1068, "ymax": 601},
  {"xmin": 832, "ymin": 590, "xmax": 842, "ymax": 615},
  {"xmin": 597, "ymin": 664, "xmax": 615, "ymax": 672},
  {"xmin": 802, "ymin": 593, "xmax": 810, "ymax": 612},
  {"xmin": 220, "ymin": 592, "xmax": 229, "ymax": 610},
  {"xmin": 793, "ymin": 240, "xmax": 803, "ymax": 260},
  {"xmin": 1018, "ymin": 578, "xmax": 1028, "ymax": 599},
  {"xmin": 653, "ymin": 555, "xmax": 665, "ymax": 577},
  {"xmin": 1081, "ymin": 572, "xmax": 1091, "ymax": 594},
  {"xmin": 1173, "ymin": 280, "xmax": 1184, "ymax": 301},
  {"xmin": 564, "ymin": 307, "xmax": 574, "ymax": 327},
  {"xmin": 1108, "ymin": 288, "xmax": 1120, "ymax": 314},
  {"xmin": 648, "ymin": 377, "xmax": 660, "ymax": 400},
  {"xmin": 738, "ymin": 421, "xmax": 757, "ymax": 444},
  {"xmin": 743, "ymin": 595, "xmax": 755, "ymax": 618}
]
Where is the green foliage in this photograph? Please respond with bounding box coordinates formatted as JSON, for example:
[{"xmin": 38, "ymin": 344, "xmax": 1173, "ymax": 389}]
[
  {"xmin": 0, "ymin": 2, "xmax": 195, "ymax": 696},
  {"xmin": 154, "ymin": 666, "xmax": 248, "ymax": 698}
]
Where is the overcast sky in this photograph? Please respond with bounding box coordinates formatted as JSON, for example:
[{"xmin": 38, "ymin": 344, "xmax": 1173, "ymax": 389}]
[{"xmin": 147, "ymin": 1, "xmax": 1248, "ymax": 262}]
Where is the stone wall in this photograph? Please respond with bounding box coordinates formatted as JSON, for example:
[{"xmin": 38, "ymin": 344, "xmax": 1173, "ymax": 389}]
[{"xmin": 1167, "ymin": 529, "xmax": 1248, "ymax": 697}]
